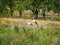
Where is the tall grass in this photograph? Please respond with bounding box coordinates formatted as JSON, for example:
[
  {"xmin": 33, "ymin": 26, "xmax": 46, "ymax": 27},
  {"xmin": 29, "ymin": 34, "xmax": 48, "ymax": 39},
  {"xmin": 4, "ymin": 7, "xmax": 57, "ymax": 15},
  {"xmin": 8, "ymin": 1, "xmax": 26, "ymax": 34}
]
[{"xmin": 0, "ymin": 25, "xmax": 60, "ymax": 45}]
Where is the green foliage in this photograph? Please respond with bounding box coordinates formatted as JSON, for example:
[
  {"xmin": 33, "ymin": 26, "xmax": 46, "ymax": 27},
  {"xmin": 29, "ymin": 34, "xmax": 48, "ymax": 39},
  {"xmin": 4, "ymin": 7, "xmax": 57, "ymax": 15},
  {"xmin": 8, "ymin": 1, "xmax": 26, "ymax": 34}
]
[
  {"xmin": 14, "ymin": 26, "xmax": 19, "ymax": 33},
  {"xmin": 0, "ymin": 0, "xmax": 6, "ymax": 15},
  {"xmin": 15, "ymin": 0, "xmax": 25, "ymax": 11},
  {"xmin": 0, "ymin": 25, "xmax": 17, "ymax": 45},
  {"xmin": 7, "ymin": 0, "xmax": 15, "ymax": 16},
  {"xmin": 0, "ymin": 25, "xmax": 60, "ymax": 45},
  {"xmin": 51, "ymin": 0, "xmax": 60, "ymax": 13},
  {"xmin": 0, "ymin": 0, "xmax": 60, "ymax": 18}
]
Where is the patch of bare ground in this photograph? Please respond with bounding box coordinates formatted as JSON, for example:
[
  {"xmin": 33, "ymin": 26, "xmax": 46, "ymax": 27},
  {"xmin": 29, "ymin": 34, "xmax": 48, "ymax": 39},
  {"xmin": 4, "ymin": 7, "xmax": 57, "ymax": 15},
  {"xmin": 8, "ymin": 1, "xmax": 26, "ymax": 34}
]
[{"xmin": 0, "ymin": 18, "xmax": 60, "ymax": 29}]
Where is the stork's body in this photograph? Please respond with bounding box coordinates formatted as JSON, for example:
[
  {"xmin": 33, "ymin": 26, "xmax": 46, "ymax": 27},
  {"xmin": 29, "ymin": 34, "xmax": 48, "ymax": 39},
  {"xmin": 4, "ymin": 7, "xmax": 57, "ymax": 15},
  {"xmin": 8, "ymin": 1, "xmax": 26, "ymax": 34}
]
[
  {"xmin": 28, "ymin": 22, "xmax": 33, "ymax": 27},
  {"xmin": 28, "ymin": 18, "xmax": 38, "ymax": 27}
]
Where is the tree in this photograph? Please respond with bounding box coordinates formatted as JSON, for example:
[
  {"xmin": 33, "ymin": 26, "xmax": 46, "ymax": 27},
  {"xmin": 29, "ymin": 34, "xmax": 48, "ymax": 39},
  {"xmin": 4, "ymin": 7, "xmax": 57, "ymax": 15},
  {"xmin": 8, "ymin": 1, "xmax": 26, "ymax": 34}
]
[
  {"xmin": 15, "ymin": 0, "xmax": 25, "ymax": 17},
  {"xmin": 29, "ymin": 0, "xmax": 51, "ymax": 19},
  {"xmin": 40, "ymin": 0, "xmax": 50, "ymax": 18},
  {"xmin": 31, "ymin": 0, "xmax": 41, "ymax": 19},
  {"xmin": 53, "ymin": 0, "xmax": 60, "ymax": 17},
  {"xmin": 6, "ymin": 0, "xmax": 15, "ymax": 17},
  {"xmin": 40, "ymin": 0, "xmax": 54, "ymax": 18},
  {"xmin": 0, "ymin": 0, "xmax": 6, "ymax": 16}
]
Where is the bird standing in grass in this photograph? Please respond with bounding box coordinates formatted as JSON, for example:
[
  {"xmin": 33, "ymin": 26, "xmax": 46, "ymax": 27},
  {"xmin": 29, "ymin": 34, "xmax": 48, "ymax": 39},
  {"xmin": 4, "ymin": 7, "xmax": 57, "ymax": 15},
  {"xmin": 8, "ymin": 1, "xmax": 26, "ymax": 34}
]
[
  {"xmin": 32, "ymin": 18, "xmax": 38, "ymax": 27},
  {"xmin": 33, "ymin": 18, "xmax": 37, "ymax": 24},
  {"xmin": 28, "ymin": 22, "xmax": 33, "ymax": 27},
  {"xmin": 28, "ymin": 18, "xmax": 38, "ymax": 27}
]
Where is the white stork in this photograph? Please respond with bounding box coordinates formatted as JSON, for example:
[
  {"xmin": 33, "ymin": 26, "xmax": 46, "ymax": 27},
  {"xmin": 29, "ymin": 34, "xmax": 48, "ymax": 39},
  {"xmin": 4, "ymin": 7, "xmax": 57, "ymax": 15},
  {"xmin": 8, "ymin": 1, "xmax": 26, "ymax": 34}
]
[
  {"xmin": 32, "ymin": 18, "xmax": 37, "ymax": 24},
  {"xmin": 28, "ymin": 22, "xmax": 33, "ymax": 27}
]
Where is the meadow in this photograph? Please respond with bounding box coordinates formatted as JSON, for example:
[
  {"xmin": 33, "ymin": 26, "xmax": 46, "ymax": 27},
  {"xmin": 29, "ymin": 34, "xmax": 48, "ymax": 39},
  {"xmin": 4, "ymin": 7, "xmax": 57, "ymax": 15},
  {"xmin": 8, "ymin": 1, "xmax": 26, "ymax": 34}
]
[
  {"xmin": 0, "ymin": 19, "xmax": 60, "ymax": 45},
  {"xmin": 0, "ymin": 0, "xmax": 60, "ymax": 45}
]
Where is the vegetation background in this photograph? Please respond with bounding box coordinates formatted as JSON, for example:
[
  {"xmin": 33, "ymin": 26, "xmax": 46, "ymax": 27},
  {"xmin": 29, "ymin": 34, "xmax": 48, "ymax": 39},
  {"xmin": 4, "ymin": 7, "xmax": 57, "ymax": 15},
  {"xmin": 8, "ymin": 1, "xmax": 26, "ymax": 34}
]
[{"xmin": 0, "ymin": 0, "xmax": 60, "ymax": 45}]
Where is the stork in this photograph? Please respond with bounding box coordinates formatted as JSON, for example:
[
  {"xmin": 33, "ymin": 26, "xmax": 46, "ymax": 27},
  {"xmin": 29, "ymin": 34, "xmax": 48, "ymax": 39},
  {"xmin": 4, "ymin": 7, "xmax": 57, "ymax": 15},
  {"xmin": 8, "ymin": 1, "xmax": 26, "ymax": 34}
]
[
  {"xmin": 32, "ymin": 18, "xmax": 37, "ymax": 24},
  {"xmin": 28, "ymin": 22, "xmax": 33, "ymax": 27}
]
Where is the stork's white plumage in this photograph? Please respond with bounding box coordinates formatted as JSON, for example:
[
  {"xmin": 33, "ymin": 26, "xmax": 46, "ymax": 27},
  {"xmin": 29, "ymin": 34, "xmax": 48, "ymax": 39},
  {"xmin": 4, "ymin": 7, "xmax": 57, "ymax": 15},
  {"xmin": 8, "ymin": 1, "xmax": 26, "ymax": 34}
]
[
  {"xmin": 28, "ymin": 22, "xmax": 33, "ymax": 27},
  {"xmin": 32, "ymin": 19, "xmax": 37, "ymax": 24},
  {"xmin": 33, "ymin": 19, "xmax": 36, "ymax": 23},
  {"xmin": 27, "ymin": 18, "xmax": 38, "ymax": 27}
]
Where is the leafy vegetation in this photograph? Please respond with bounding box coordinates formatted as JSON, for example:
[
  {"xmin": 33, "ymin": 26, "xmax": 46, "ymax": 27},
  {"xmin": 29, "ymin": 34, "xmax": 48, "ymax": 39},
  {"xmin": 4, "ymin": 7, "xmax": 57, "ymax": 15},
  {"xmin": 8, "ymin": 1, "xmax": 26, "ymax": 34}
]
[
  {"xmin": 0, "ymin": 25, "xmax": 60, "ymax": 45},
  {"xmin": 0, "ymin": 0, "xmax": 60, "ymax": 45},
  {"xmin": 0, "ymin": 0, "xmax": 60, "ymax": 19}
]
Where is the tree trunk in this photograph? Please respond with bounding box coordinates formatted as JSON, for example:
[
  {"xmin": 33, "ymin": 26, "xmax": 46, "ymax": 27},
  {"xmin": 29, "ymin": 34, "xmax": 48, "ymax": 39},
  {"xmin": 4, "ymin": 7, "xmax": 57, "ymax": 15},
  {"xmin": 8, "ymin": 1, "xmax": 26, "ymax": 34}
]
[
  {"xmin": 58, "ymin": 12, "xmax": 59, "ymax": 18},
  {"xmin": 35, "ymin": 8, "xmax": 38, "ymax": 19},
  {"xmin": 10, "ymin": 9, "xmax": 13, "ymax": 17},
  {"xmin": 35, "ymin": 13, "xmax": 38, "ymax": 19},
  {"xmin": 19, "ymin": 11, "xmax": 22, "ymax": 18},
  {"xmin": 42, "ymin": 9, "xmax": 45, "ymax": 18},
  {"xmin": 32, "ymin": 8, "xmax": 38, "ymax": 19}
]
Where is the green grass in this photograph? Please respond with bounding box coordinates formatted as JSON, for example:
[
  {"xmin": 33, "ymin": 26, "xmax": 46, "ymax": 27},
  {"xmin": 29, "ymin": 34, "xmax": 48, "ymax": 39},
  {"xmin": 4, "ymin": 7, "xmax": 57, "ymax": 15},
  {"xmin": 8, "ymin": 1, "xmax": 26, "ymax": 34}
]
[{"xmin": 0, "ymin": 25, "xmax": 60, "ymax": 45}]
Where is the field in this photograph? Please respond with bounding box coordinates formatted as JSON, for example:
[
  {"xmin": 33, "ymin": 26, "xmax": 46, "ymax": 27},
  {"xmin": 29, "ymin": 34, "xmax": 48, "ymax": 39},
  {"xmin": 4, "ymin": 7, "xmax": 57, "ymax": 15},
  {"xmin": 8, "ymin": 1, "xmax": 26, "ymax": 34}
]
[
  {"xmin": 0, "ymin": 24, "xmax": 60, "ymax": 45},
  {"xmin": 0, "ymin": 0, "xmax": 60, "ymax": 45},
  {"xmin": 0, "ymin": 18, "xmax": 60, "ymax": 45}
]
